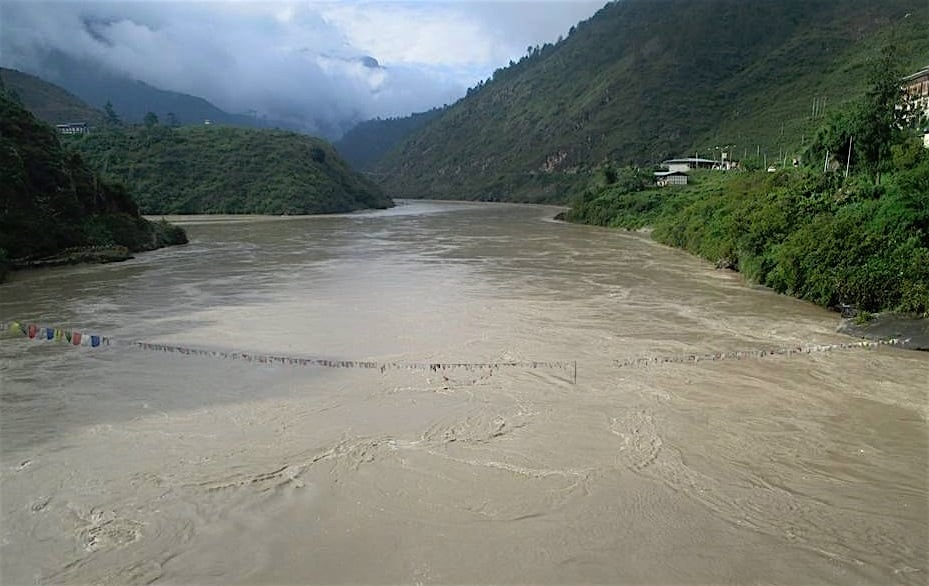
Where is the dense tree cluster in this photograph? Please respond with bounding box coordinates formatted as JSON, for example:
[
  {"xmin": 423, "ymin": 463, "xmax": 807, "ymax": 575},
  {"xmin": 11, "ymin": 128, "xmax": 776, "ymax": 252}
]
[{"xmin": 66, "ymin": 125, "xmax": 393, "ymax": 214}]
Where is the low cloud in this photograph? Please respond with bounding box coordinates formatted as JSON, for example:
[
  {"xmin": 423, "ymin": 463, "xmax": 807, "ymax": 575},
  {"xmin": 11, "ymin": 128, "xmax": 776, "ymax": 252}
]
[{"xmin": 1, "ymin": 1, "xmax": 603, "ymax": 135}]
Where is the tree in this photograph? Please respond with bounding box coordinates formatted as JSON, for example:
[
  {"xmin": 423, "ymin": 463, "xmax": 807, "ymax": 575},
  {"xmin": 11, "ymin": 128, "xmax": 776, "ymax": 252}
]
[
  {"xmin": 104, "ymin": 101, "xmax": 121, "ymax": 126},
  {"xmin": 854, "ymin": 45, "xmax": 907, "ymax": 183},
  {"xmin": 144, "ymin": 112, "xmax": 159, "ymax": 128},
  {"xmin": 166, "ymin": 112, "xmax": 179, "ymax": 127},
  {"xmin": 805, "ymin": 45, "xmax": 910, "ymax": 183}
]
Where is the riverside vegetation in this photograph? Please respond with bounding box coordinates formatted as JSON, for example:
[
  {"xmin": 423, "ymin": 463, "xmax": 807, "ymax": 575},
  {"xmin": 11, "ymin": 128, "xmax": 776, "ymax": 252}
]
[
  {"xmin": 567, "ymin": 51, "xmax": 929, "ymax": 316},
  {"xmin": 0, "ymin": 90, "xmax": 187, "ymax": 283}
]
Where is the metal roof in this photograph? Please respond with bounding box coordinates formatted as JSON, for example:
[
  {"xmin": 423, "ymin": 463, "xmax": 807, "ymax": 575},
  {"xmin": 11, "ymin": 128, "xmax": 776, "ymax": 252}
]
[{"xmin": 662, "ymin": 158, "xmax": 717, "ymax": 164}]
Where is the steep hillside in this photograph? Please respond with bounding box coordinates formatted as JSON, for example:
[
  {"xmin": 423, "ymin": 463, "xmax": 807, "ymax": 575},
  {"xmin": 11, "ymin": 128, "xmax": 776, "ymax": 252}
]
[
  {"xmin": 567, "ymin": 56, "xmax": 929, "ymax": 316},
  {"xmin": 374, "ymin": 0, "xmax": 929, "ymax": 202},
  {"xmin": 0, "ymin": 92, "xmax": 186, "ymax": 281},
  {"xmin": 335, "ymin": 108, "xmax": 443, "ymax": 171},
  {"xmin": 0, "ymin": 67, "xmax": 105, "ymax": 126},
  {"xmin": 65, "ymin": 125, "xmax": 393, "ymax": 214}
]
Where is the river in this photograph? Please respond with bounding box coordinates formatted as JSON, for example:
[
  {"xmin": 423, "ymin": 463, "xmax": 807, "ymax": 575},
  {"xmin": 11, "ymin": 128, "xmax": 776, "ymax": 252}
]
[{"xmin": 1, "ymin": 201, "xmax": 926, "ymax": 584}]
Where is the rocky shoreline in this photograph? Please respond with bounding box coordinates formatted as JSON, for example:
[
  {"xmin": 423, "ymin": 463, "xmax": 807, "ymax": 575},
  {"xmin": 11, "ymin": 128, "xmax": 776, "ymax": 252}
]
[
  {"xmin": 10, "ymin": 246, "xmax": 134, "ymax": 270},
  {"xmin": 837, "ymin": 313, "xmax": 929, "ymax": 351}
]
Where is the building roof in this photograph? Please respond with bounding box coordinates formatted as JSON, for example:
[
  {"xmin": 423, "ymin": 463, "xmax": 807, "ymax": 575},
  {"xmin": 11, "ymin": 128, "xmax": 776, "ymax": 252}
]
[
  {"xmin": 662, "ymin": 157, "xmax": 717, "ymax": 165},
  {"xmin": 902, "ymin": 66, "xmax": 929, "ymax": 83}
]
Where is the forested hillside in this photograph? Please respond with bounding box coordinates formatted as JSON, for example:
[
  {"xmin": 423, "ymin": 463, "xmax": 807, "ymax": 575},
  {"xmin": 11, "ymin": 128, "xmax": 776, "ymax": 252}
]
[
  {"xmin": 0, "ymin": 92, "xmax": 186, "ymax": 282},
  {"xmin": 0, "ymin": 67, "xmax": 105, "ymax": 126},
  {"xmin": 66, "ymin": 125, "xmax": 393, "ymax": 214},
  {"xmin": 373, "ymin": 0, "xmax": 929, "ymax": 202},
  {"xmin": 335, "ymin": 108, "xmax": 443, "ymax": 171}
]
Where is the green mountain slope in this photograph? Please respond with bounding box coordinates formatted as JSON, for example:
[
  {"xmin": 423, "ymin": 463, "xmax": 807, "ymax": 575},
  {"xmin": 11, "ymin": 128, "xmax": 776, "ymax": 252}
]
[
  {"xmin": 335, "ymin": 108, "xmax": 443, "ymax": 171},
  {"xmin": 65, "ymin": 125, "xmax": 393, "ymax": 214},
  {"xmin": 0, "ymin": 67, "xmax": 105, "ymax": 126},
  {"xmin": 0, "ymin": 92, "xmax": 186, "ymax": 281},
  {"xmin": 374, "ymin": 0, "xmax": 929, "ymax": 202}
]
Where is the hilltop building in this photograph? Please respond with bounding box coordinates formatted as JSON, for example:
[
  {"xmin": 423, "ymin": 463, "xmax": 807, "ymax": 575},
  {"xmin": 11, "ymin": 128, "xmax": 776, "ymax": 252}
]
[{"xmin": 55, "ymin": 122, "xmax": 88, "ymax": 135}]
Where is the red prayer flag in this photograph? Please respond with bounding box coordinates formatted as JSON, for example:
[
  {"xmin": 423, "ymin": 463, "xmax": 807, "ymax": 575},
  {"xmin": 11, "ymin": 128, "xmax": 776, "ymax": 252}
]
[{"xmin": 72, "ymin": 332, "xmax": 82, "ymax": 346}]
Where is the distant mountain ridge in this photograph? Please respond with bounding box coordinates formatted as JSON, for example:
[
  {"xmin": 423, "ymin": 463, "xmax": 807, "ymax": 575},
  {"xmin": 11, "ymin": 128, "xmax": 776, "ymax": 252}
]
[
  {"xmin": 371, "ymin": 0, "xmax": 929, "ymax": 202},
  {"xmin": 0, "ymin": 67, "xmax": 105, "ymax": 126},
  {"xmin": 334, "ymin": 108, "xmax": 443, "ymax": 171},
  {"xmin": 21, "ymin": 51, "xmax": 304, "ymax": 133}
]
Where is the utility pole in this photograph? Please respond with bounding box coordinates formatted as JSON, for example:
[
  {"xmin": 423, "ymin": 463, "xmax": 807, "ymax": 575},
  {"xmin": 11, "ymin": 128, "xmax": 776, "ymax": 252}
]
[{"xmin": 845, "ymin": 136, "xmax": 853, "ymax": 178}]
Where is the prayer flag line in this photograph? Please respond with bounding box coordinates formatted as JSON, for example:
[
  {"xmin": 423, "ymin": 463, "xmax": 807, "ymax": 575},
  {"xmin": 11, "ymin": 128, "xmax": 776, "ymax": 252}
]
[
  {"xmin": 2, "ymin": 321, "xmax": 910, "ymax": 379},
  {"xmin": 612, "ymin": 337, "xmax": 909, "ymax": 368},
  {"xmin": 0, "ymin": 321, "xmax": 575, "ymax": 379}
]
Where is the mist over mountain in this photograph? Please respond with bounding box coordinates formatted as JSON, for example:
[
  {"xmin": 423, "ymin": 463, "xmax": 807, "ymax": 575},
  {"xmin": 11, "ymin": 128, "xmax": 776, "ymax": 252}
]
[
  {"xmin": 23, "ymin": 50, "xmax": 310, "ymax": 133},
  {"xmin": 0, "ymin": 1, "xmax": 601, "ymax": 140},
  {"xmin": 0, "ymin": 67, "xmax": 106, "ymax": 127}
]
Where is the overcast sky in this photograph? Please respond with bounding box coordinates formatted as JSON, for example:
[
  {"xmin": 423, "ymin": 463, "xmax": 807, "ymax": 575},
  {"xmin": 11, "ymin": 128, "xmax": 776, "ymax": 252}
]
[{"xmin": 1, "ymin": 0, "xmax": 604, "ymax": 131}]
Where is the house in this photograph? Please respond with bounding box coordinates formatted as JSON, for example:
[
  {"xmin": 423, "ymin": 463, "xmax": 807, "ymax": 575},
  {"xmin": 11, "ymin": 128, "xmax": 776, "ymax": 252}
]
[
  {"xmin": 902, "ymin": 66, "xmax": 929, "ymax": 147},
  {"xmin": 661, "ymin": 157, "xmax": 716, "ymax": 172},
  {"xmin": 56, "ymin": 122, "xmax": 88, "ymax": 135},
  {"xmin": 902, "ymin": 66, "xmax": 929, "ymax": 119},
  {"xmin": 661, "ymin": 156, "xmax": 737, "ymax": 172},
  {"xmin": 654, "ymin": 170, "xmax": 688, "ymax": 186}
]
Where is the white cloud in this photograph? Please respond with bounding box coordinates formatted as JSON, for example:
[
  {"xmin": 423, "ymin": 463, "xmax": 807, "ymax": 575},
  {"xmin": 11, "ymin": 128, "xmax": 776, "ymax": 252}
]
[{"xmin": 0, "ymin": 1, "xmax": 604, "ymax": 135}]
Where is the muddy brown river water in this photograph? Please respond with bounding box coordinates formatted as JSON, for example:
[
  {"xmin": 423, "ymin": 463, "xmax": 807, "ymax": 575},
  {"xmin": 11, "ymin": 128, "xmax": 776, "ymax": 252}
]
[{"xmin": 1, "ymin": 201, "xmax": 926, "ymax": 584}]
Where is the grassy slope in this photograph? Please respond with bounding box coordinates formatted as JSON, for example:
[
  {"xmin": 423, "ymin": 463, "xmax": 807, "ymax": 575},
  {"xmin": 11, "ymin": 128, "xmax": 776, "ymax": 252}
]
[
  {"xmin": 373, "ymin": 0, "xmax": 928, "ymax": 202},
  {"xmin": 66, "ymin": 126, "xmax": 394, "ymax": 214}
]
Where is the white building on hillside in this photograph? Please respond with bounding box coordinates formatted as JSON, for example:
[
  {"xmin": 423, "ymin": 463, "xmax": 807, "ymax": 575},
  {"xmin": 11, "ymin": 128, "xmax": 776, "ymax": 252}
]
[
  {"xmin": 902, "ymin": 66, "xmax": 929, "ymax": 147},
  {"xmin": 653, "ymin": 170, "xmax": 688, "ymax": 186},
  {"xmin": 661, "ymin": 155, "xmax": 737, "ymax": 172},
  {"xmin": 56, "ymin": 122, "xmax": 88, "ymax": 135}
]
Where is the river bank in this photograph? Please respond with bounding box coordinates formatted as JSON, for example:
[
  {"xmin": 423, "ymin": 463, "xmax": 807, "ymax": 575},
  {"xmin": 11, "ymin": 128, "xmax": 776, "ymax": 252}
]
[
  {"xmin": 566, "ymin": 166, "xmax": 929, "ymax": 319},
  {"xmin": 838, "ymin": 313, "xmax": 929, "ymax": 351},
  {"xmin": 9, "ymin": 246, "xmax": 134, "ymax": 270},
  {"xmin": 557, "ymin": 206, "xmax": 929, "ymax": 351}
]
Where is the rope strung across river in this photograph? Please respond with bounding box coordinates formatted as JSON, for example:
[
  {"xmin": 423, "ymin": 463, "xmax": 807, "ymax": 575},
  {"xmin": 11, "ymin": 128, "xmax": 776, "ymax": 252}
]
[
  {"xmin": 612, "ymin": 337, "xmax": 909, "ymax": 368},
  {"xmin": 0, "ymin": 321, "xmax": 576, "ymax": 380},
  {"xmin": 2, "ymin": 321, "xmax": 909, "ymax": 379}
]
